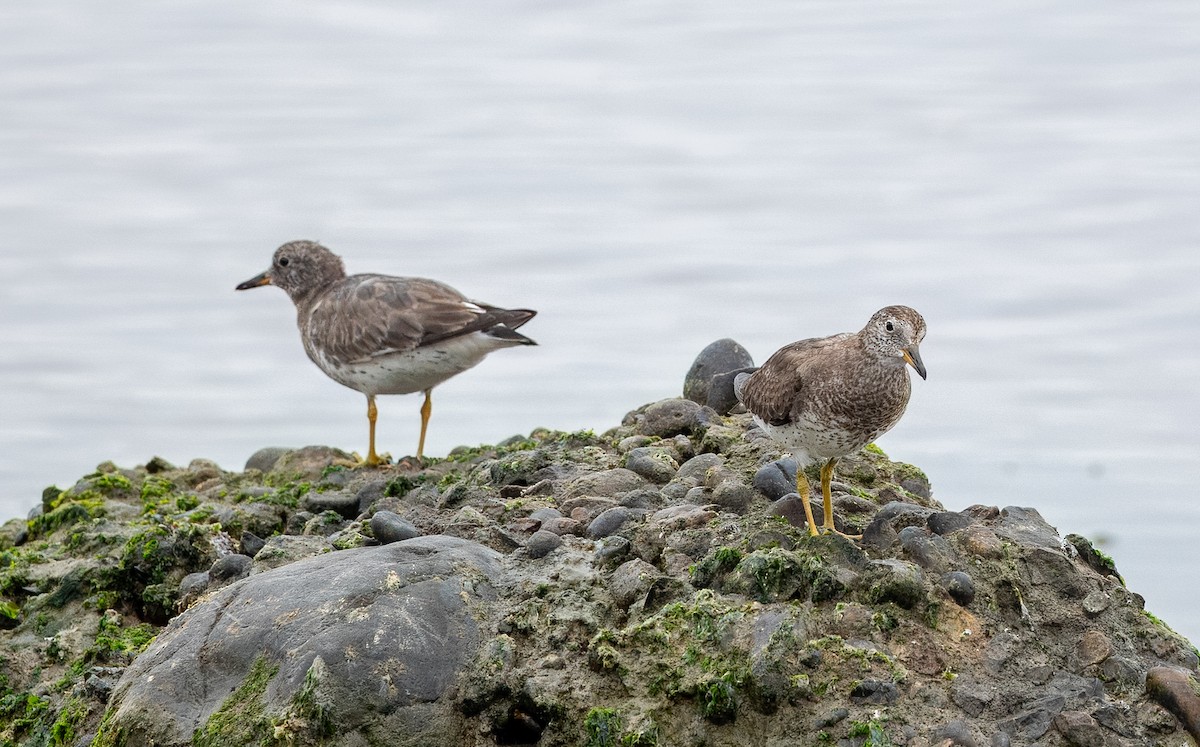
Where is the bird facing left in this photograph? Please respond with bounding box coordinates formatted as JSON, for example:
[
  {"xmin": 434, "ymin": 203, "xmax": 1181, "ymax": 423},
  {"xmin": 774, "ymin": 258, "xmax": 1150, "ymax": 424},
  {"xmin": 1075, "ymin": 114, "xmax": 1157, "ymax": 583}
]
[{"xmin": 236, "ymin": 240, "xmax": 537, "ymax": 466}]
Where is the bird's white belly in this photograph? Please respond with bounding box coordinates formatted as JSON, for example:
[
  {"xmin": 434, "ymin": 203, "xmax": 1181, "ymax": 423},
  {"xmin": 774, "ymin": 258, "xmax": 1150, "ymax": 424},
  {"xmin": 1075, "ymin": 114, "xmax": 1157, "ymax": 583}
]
[
  {"xmin": 313, "ymin": 332, "xmax": 519, "ymax": 396},
  {"xmin": 753, "ymin": 413, "xmax": 880, "ymax": 465}
]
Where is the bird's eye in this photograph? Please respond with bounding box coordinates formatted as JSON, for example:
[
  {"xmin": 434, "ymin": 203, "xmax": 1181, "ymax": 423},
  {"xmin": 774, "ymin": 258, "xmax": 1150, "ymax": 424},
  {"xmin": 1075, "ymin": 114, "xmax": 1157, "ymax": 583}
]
[
  {"xmin": 885, "ymin": 321, "xmax": 895, "ymax": 332},
  {"xmin": 278, "ymin": 256, "xmax": 290, "ymax": 267}
]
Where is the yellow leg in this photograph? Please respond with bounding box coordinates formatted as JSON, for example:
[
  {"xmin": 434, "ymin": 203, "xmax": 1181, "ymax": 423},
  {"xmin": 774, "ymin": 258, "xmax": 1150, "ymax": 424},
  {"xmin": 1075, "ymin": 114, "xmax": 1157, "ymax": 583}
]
[
  {"xmin": 416, "ymin": 389, "xmax": 432, "ymax": 462},
  {"xmin": 796, "ymin": 466, "xmax": 819, "ymax": 537},
  {"xmin": 365, "ymin": 395, "xmax": 382, "ymax": 466},
  {"xmin": 820, "ymin": 457, "xmax": 861, "ymax": 539},
  {"xmin": 820, "ymin": 458, "xmax": 838, "ymax": 530}
]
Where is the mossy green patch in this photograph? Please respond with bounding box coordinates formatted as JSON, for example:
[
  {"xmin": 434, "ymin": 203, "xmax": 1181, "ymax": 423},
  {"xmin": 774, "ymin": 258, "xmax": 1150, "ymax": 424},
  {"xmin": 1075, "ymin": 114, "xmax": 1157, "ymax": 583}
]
[
  {"xmin": 49, "ymin": 695, "xmax": 89, "ymax": 747},
  {"xmin": 28, "ymin": 495, "xmax": 107, "ymax": 539},
  {"xmin": 698, "ymin": 672, "xmax": 739, "ymax": 723},
  {"xmin": 272, "ymin": 657, "xmax": 335, "ymax": 743},
  {"xmin": 192, "ymin": 654, "xmax": 279, "ymax": 747},
  {"xmin": 847, "ymin": 718, "xmax": 893, "ymax": 746},
  {"xmin": 0, "ymin": 687, "xmax": 51, "ymax": 745},
  {"xmin": 91, "ymin": 473, "xmax": 134, "ymax": 495},
  {"xmin": 727, "ymin": 547, "xmax": 842, "ymax": 603},
  {"xmin": 688, "ymin": 545, "xmax": 743, "ymax": 587},
  {"xmin": 584, "ymin": 707, "xmax": 622, "ymax": 747}
]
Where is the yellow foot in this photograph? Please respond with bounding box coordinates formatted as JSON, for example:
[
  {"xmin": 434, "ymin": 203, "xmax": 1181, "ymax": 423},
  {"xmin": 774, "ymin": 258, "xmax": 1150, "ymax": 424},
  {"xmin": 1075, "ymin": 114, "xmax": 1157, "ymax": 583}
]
[
  {"xmin": 817, "ymin": 525, "xmax": 862, "ymax": 541},
  {"xmin": 354, "ymin": 451, "xmax": 392, "ymax": 468}
]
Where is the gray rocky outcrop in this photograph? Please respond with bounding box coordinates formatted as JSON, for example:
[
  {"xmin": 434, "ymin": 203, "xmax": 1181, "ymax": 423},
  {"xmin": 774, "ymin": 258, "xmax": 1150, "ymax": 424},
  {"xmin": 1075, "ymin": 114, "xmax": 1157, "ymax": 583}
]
[{"xmin": 0, "ymin": 345, "xmax": 1197, "ymax": 747}]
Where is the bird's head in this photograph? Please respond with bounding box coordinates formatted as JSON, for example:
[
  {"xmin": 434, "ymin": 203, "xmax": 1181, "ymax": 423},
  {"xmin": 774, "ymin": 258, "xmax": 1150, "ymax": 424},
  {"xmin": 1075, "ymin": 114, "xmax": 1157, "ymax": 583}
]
[
  {"xmin": 236, "ymin": 240, "xmax": 347, "ymax": 303},
  {"xmin": 864, "ymin": 305, "xmax": 927, "ymax": 380}
]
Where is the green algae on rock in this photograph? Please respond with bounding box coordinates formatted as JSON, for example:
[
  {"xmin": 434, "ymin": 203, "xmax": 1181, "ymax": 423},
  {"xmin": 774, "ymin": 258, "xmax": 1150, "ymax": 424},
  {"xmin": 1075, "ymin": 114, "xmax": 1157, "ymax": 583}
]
[{"xmin": 0, "ymin": 394, "xmax": 1198, "ymax": 746}]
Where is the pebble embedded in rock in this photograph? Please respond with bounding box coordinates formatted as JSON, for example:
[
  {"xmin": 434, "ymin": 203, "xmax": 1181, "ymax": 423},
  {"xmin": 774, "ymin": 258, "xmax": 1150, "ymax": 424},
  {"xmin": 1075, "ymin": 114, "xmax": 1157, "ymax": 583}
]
[
  {"xmin": 1146, "ymin": 666, "xmax": 1200, "ymax": 742},
  {"xmin": 303, "ymin": 490, "xmax": 361, "ymax": 519},
  {"xmin": 864, "ymin": 559, "xmax": 925, "ymax": 609},
  {"xmin": 624, "ymin": 447, "xmax": 680, "ymax": 484},
  {"xmin": 942, "ymin": 571, "xmax": 975, "ymax": 607},
  {"xmin": 767, "ymin": 493, "xmax": 815, "ymax": 530},
  {"xmin": 594, "ymin": 536, "xmax": 631, "ymax": 566},
  {"xmin": 177, "ymin": 571, "xmax": 211, "ymax": 608},
  {"xmin": 587, "ymin": 506, "xmax": 636, "ymax": 539},
  {"xmin": 674, "ymin": 453, "xmax": 724, "ymax": 484},
  {"xmin": 1072, "ymin": 630, "xmax": 1112, "ymax": 671},
  {"xmin": 637, "ymin": 398, "xmax": 706, "ymax": 438},
  {"xmin": 812, "ymin": 707, "xmax": 849, "ymax": 729},
  {"xmin": 559, "ymin": 496, "xmax": 618, "ymax": 523},
  {"xmin": 850, "ymin": 679, "xmax": 898, "ymax": 705},
  {"xmin": 930, "ymin": 720, "xmax": 978, "ymax": 747},
  {"xmin": 1052, "ymin": 710, "xmax": 1105, "ymax": 747},
  {"xmin": 752, "ymin": 458, "xmax": 798, "ymax": 501},
  {"xmin": 285, "ymin": 510, "xmax": 313, "ymax": 535},
  {"xmin": 953, "ymin": 525, "xmax": 1005, "ymax": 559},
  {"xmin": 244, "ymin": 447, "xmax": 290, "ymax": 473},
  {"xmin": 370, "ymin": 510, "xmax": 422, "ymax": 545},
  {"xmin": 236, "ymin": 533, "xmax": 265, "ymax": 562},
  {"xmin": 538, "ymin": 517, "xmax": 583, "ymax": 536},
  {"xmin": 525, "ymin": 530, "xmax": 562, "ymax": 559},
  {"xmin": 711, "ymin": 477, "xmax": 756, "ymax": 514},
  {"xmin": 528, "ymin": 507, "xmax": 563, "ymax": 523},
  {"xmin": 1081, "ymin": 590, "xmax": 1110, "ymax": 616},
  {"xmin": 898, "ymin": 526, "xmax": 954, "ymax": 573},
  {"xmin": 563, "ymin": 469, "xmax": 648, "ymax": 500},
  {"xmin": 209, "ymin": 554, "xmax": 252, "ymax": 583},
  {"xmin": 928, "ymin": 511, "xmax": 974, "ymax": 536},
  {"xmin": 682, "ymin": 338, "xmax": 754, "ymax": 406},
  {"xmin": 950, "ymin": 678, "xmax": 994, "ymax": 717},
  {"xmin": 610, "ymin": 558, "xmax": 660, "ymax": 608}
]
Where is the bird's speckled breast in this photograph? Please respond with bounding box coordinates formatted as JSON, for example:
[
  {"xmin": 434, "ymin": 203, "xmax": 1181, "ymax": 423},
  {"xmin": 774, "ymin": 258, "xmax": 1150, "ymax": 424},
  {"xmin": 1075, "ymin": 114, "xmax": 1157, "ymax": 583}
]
[{"xmin": 758, "ymin": 365, "xmax": 912, "ymax": 464}]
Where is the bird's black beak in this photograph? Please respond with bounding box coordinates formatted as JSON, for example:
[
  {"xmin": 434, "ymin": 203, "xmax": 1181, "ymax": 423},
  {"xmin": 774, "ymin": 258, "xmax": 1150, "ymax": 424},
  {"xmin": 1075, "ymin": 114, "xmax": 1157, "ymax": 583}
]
[
  {"xmin": 236, "ymin": 271, "xmax": 272, "ymax": 291},
  {"xmin": 902, "ymin": 345, "xmax": 927, "ymax": 380}
]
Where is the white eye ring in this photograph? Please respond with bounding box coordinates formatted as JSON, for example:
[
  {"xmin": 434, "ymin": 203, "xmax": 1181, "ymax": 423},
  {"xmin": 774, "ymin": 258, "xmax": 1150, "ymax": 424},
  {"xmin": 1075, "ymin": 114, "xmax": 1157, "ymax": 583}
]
[{"xmin": 885, "ymin": 321, "xmax": 895, "ymax": 332}]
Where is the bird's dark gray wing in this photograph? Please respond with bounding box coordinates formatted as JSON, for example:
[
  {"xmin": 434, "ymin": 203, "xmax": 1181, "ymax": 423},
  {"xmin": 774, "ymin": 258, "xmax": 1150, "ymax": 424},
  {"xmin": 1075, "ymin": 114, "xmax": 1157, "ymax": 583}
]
[
  {"xmin": 739, "ymin": 335, "xmax": 845, "ymax": 425},
  {"xmin": 308, "ymin": 275, "xmax": 535, "ymax": 362}
]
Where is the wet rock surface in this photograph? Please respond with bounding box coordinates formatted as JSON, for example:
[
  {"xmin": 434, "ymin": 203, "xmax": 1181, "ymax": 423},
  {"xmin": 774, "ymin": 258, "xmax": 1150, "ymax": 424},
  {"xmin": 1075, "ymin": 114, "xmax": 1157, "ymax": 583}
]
[{"xmin": 0, "ymin": 358, "xmax": 1197, "ymax": 746}]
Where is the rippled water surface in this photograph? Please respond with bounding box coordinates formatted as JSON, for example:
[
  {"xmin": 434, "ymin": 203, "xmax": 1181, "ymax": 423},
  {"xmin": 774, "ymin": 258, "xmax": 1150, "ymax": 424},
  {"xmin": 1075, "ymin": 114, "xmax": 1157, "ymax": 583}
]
[{"xmin": 2, "ymin": 2, "xmax": 1199, "ymax": 638}]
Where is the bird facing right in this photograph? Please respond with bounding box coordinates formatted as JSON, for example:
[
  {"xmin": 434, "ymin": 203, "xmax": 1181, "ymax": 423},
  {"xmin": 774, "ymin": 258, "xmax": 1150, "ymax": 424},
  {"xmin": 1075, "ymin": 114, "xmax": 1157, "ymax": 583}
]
[{"xmin": 735, "ymin": 305, "xmax": 927, "ymax": 538}]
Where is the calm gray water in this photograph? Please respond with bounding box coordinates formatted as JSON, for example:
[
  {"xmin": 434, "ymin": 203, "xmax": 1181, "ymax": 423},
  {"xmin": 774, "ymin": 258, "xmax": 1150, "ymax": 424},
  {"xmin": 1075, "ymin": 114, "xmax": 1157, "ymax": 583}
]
[{"xmin": 2, "ymin": 2, "xmax": 1199, "ymax": 639}]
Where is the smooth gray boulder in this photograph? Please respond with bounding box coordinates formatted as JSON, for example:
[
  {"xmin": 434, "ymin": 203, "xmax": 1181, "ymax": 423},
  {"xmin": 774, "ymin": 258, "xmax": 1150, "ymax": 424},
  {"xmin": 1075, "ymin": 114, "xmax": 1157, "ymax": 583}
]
[{"xmin": 100, "ymin": 535, "xmax": 502, "ymax": 746}]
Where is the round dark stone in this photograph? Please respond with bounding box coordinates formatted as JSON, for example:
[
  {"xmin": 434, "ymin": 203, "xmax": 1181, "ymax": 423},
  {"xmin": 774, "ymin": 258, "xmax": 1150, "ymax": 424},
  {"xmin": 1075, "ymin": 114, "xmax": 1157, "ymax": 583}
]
[
  {"xmin": 813, "ymin": 707, "xmax": 848, "ymax": 729},
  {"xmin": 594, "ymin": 536, "xmax": 631, "ymax": 566},
  {"xmin": 525, "ymin": 530, "xmax": 562, "ymax": 559},
  {"xmin": 942, "ymin": 571, "xmax": 976, "ymax": 607},
  {"xmin": 850, "ymin": 679, "xmax": 899, "ymax": 705},
  {"xmin": 753, "ymin": 458, "xmax": 799, "ymax": 501},
  {"xmin": 767, "ymin": 493, "xmax": 816, "ymax": 531},
  {"xmin": 244, "ymin": 447, "xmax": 290, "ymax": 473},
  {"xmin": 683, "ymin": 338, "xmax": 754, "ymax": 405},
  {"xmin": 711, "ymin": 479, "xmax": 755, "ymax": 514},
  {"xmin": 370, "ymin": 510, "xmax": 422, "ymax": 545},
  {"xmin": 209, "ymin": 554, "xmax": 252, "ymax": 583},
  {"xmin": 930, "ymin": 720, "xmax": 977, "ymax": 747},
  {"xmin": 303, "ymin": 490, "xmax": 360, "ymax": 519},
  {"xmin": 240, "ymin": 531, "xmax": 266, "ymax": 557},
  {"xmin": 587, "ymin": 507, "xmax": 635, "ymax": 539},
  {"xmin": 285, "ymin": 511, "xmax": 313, "ymax": 535},
  {"xmin": 528, "ymin": 507, "xmax": 563, "ymax": 523},
  {"xmin": 706, "ymin": 367, "xmax": 759, "ymax": 415},
  {"xmin": 928, "ymin": 511, "xmax": 974, "ymax": 536},
  {"xmin": 624, "ymin": 447, "xmax": 679, "ymax": 484},
  {"xmin": 639, "ymin": 399, "xmax": 705, "ymax": 438}
]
